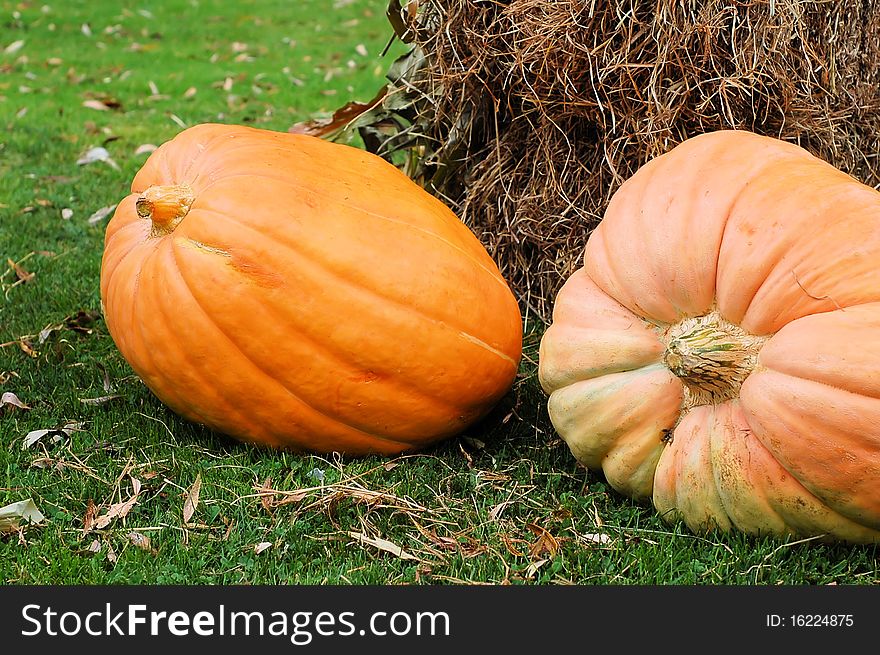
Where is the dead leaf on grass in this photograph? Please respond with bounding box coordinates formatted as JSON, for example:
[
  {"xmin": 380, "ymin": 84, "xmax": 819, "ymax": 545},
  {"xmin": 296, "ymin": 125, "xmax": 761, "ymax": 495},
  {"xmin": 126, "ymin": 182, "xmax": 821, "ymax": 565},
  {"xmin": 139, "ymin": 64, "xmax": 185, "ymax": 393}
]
[
  {"xmin": 82, "ymin": 99, "xmax": 111, "ymax": 111},
  {"xmin": 0, "ymin": 391, "xmax": 29, "ymax": 412},
  {"xmin": 256, "ymin": 477, "xmax": 274, "ymax": 514},
  {"xmin": 527, "ymin": 523, "xmax": 560, "ymax": 558},
  {"xmin": 580, "ymin": 532, "xmax": 612, "ymax": 546},
  {"xmin": 524, "ymin": 558, "xmax": 549, "ymax": 579},
  {"xmin": 0, "ymin": 498, "xmax": 45, "ymax": 533},
  {"xmin": 65, "ymin": 309, "xmax": 101, "ymax": 334},
  {"xmin": 128, "ymin": 531, "xmax": 156, "ymax": 554},
  {"xmin": 254, "ymin": 541, "xmax": 272, "ymax": 554},
  {"xmin": 182, "ymin": 473, "xmax": 202, "ymax": 523},
  {"xmin": 4, "ymin": 40, "xmax": 25, "ymax": 55},
  {"xmin": 76, "ymin": 146, "xmax": 119, "ymax": 170},
  {"xmin": 91, "ymin": 476, "xmax": 141, "ymax": 530},
  {"xmin": 87, "ymin": 204, "xmax": 117, "ymax": 225},
  {"xmin": 348, "ymin": 531, "xmax": 419, "ymax": 561},
  {"xmin": 23, "ymin": 421, "xmax": 84, "ymax": 449},
  {"xmin": 82, "ymin": 499, "xmax": 97, "ymax": 532},
  {"xmin": 18, "ymin": 339, "xmax": 37, "ymax": 357},
  {"xmin": 500, "ymin": 533, "xmax": 527, "ymax": 558},
  {"xmin": 134, "ymin": 143, "xmax": 158, "ymax": 156},
  {"xmin": 79, "ymin": 394, "xmax": 121, "ymax": 406},
  {"xmin": 7, "ymin": 258, "xmax": 35, "ymax": 283}
]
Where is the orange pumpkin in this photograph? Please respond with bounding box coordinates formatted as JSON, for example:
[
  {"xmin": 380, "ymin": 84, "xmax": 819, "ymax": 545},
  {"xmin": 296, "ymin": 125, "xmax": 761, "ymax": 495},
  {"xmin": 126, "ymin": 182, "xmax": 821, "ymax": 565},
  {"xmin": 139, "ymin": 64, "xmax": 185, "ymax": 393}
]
[
  {"xmin": 101, "ymin": 123, "xmax": 522, "ymax": 455},
  {"xmin": 539, "ymin": 130, "xmax": 880, "ymax": 542}
]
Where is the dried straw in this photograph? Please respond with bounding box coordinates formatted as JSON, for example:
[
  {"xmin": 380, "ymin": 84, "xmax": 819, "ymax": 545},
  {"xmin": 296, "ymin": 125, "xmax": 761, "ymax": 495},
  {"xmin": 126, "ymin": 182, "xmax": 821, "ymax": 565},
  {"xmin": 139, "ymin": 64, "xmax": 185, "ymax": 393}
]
[{"xmin": 374, "ymin": 0, "xmax": 880, "ymax": 323}]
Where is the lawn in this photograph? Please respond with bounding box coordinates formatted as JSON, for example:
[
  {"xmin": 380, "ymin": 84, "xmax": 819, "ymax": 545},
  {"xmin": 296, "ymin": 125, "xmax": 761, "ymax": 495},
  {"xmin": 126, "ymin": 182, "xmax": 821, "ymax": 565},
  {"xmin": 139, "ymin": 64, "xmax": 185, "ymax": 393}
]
[{"xmin": 1, "ymin": 0, "xmax": 877, "ymax": 585}]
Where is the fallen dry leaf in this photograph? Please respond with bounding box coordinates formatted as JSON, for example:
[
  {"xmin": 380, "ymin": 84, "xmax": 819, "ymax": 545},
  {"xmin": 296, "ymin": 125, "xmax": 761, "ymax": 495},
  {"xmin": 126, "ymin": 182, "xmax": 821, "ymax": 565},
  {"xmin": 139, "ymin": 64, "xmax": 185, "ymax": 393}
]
[
  {"xmin": 257, "ymin": 477, "xmax": 274, "ymax": 514},
  {"xmin": 462, "ymin": 436, "xmax": 486, "ymax": 450},
  {"xmin": 83, "ymin": 499, "xmax": 97, "ymax": 532},
  {"xmin": 0, "ymin": 391, "xmax": 29, "ymax": 412},
  {"xmin": 79, "ymin": 394, "xmax": 121, "ymax": 406},
  {"xmin": 348, "ymin": 531, "xmax": 419, "ymax": 561},
  {"xmin": 18, "ymin": 339, "xmax": 37, "ymax": 357},
  {"xmin": 87, "ymin": 204, "xmax": 117, "ymax": 225},
  {"xmin": 4, "ymin": 40, "xmax": 25, "ymax": 55},
  {"xmin": 254, "ymin": 541, "xmax": 272, "ymax": 554},
  {"xmin": 82, "ymin": 99, "xmax": 111, "ymax": 111},
  {"xmin": 76, "ymin": 146, "xmax": 119, "ymax": 170},
  {"xmin": 128, "ymin": 531, "xmax": 156, "ymax": 553},
  {"xmin": 64, "ymin": 309, "xmax": 101, "ymax": 334},
  {"xmin": 7, "ymin": 258, "xmax": 35, "ymax": 283},
  {"xmin": 289, "ymin": 91, "xmax": 384, "ymax": 138},
  {"xmin": 580, "ymin": 532, "xmax": 612, "ymax": 545},
  {"xmin": 92, "ymin": 477, "xmax": 141, "ymax": 530},
  {"xmin": 0, "ymin": 498, "xmax": 45, "ymax": 533},
  {"xmin": 527, "ymin": 523, "xmax": 560, "ymax": 558},
  {"xmin": 182, "ymin": 473, "xmax": 202, "ymax": 523},
  {"xmin": 22, "ymin": 421, "xmax": 84, "ymax": 449},
  {"xmin": 524, "ymin": 558, "xmax": 549, "ymax": 579},
  {"xmin": 134, "ymin": 143, "xmax": 158, "ymax": 156}
]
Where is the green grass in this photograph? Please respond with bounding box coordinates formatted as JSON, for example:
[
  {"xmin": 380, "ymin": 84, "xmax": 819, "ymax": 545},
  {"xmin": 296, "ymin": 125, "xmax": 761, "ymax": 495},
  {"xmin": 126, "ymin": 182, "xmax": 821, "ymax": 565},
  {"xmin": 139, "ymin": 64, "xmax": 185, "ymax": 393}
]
[{"xmin": 1, "ymin": 0, "xmax": 878, "ymax": 585}]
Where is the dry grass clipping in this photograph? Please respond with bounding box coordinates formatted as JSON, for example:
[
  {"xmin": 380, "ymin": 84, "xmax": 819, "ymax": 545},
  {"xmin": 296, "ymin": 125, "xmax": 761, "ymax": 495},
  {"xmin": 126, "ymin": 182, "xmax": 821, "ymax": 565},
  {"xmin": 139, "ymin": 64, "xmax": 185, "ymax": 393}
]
[{"xmin": 352, "ymin": 0, "xmax": 880, "ymax": 323}]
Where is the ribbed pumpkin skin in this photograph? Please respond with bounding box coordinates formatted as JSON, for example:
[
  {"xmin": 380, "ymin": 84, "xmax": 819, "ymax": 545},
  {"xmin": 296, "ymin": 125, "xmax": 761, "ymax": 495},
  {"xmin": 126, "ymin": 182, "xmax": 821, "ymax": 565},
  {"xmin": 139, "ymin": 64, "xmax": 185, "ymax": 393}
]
[
  {"xmin": 101, "ymin": 123, "xmax": 522, "ymax": 455},
  {"xmin": 539, "ymin": 130, "xmax": 880, "ymax": 543}
]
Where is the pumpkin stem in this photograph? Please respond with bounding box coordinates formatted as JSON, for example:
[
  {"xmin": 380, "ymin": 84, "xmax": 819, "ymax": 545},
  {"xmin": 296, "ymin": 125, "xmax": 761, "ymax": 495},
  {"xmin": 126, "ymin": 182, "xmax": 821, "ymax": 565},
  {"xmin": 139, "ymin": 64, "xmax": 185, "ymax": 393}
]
[
  {"xmin": 662, "ymin": 311, "xmax": 768, "ymax": 408},
  {"xmin": 136, "ymin": 184, "xmax": 195, "ymax": 236}
]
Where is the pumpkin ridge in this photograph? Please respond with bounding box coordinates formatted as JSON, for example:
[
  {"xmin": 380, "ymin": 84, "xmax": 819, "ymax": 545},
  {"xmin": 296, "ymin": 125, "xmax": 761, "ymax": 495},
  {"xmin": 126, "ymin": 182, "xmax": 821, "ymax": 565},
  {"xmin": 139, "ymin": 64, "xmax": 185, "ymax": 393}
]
[
  {"xmin": 194, "ymin": 171, "xmax": 511, "ymax": 292},
  {"xmin": 188, "ymin": 206, "xmax": 519, "ymax": 364},
  {"xmin": 757, "ymin": 342, "xmax": 880, "ymax": 401},
  {"xmin": 105, "ymin": 236, "xmax": 217, "ymax": 429},
  {"xmin": 101, "ymin": 224, "xmax": 151, "ymax": 295},
  {"xmin": 166, "ymin": 239, "xmax": 420, "ymax": 449},
  {"xmin": 740, "ymin": 371, "xmax": 880, "ymax": 529},
  {"xmin": 104, "ymin": 205, "xmax": 148, "ymax": 247},
  {"xmin": 168, "ymin": 233, "xmax": 482, "ymax": 420},
  {"xmin": 130, "ymin": 243, "xmax": 218, "ymax": 430},
  {"xmin": 712, "ymin": 400, "xmax": 880, "ymax": 538},
  {"xmin": 704, "ymin": 402, "xmax": 754, "ymax": 535}
]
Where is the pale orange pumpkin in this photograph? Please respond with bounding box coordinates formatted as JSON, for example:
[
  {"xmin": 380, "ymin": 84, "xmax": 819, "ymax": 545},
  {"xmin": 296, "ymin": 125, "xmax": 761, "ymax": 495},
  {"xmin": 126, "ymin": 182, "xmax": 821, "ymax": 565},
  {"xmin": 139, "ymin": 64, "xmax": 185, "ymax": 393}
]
[
  {"xmin": 539, "ymin": 130, "xmax": 880, "ymax": 542},
  {"xmin": 101, "ymin": 123, "xmax": 522, "ymax": 455}
]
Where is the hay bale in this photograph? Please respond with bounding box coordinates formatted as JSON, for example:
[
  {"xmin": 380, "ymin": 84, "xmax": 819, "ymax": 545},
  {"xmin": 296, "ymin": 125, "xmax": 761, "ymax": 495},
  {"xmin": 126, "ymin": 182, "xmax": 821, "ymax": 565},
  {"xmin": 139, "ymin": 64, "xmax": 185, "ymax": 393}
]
[{"xmin": 336, "ymin": 1, "xmax": 880, "ymax": 323}]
